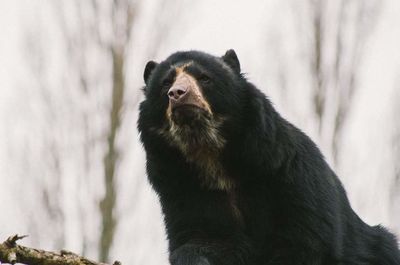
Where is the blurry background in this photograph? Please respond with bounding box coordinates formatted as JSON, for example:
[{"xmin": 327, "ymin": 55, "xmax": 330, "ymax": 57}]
[{"xmin": 0, "ymin": 0, "xmax": 399, "ymax": 264}]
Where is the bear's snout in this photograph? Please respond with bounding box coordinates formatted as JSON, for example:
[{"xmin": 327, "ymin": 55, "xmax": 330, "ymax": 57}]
[
  {"xmin": 167, "ymin": 85, "xmax": 187, "ymax": 101},
  {"xmin": 167, "ymin": 71, "xmax": 211, "ymax": 114}
]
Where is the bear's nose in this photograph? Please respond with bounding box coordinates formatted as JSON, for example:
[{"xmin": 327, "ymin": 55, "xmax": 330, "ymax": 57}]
[{"xmin": 168, "ymin": 86, "xmax": 188, "ymax": 101}]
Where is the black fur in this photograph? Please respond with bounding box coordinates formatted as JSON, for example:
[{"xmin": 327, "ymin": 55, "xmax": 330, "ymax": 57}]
[
  {"xmin": 144, "ymin": 60, "xmax": 159, "ymax": 85},
  {"xmin": 138, "ymin": 50, "xmax": 400, "ymax": 265}
]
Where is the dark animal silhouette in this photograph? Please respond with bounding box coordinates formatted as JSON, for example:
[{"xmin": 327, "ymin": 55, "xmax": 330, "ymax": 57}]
[{"xmin": 138, "ymin": 49, "xmax": 400, "ymax": 265}]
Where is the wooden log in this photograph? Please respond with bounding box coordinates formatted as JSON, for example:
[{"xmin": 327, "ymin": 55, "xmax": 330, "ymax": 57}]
[{"xmin": 0, "ymin": 235, "xmax": 121, "ymax": 265}]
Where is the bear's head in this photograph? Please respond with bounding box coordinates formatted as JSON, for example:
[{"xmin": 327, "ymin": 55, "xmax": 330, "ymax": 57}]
[
  {"xmin": 139, "ymin": 50, "xmax": 246, "ymax": 156},
  {"xmin": 138, "ymin": 50, "xmax": 277, "ymax": 189}
]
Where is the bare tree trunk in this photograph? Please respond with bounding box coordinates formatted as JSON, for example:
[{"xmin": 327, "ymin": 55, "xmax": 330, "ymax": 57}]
[
  {"xmin": 310, "ymin": 0, "xmax": 326, "ymax": 133},
  {"xmin": 99, "ymin": 47, "xmax": 125, "ymax": 262},
  {"xmin": 98, "ymin": 0, "xmax": 134, "ymax": 261}
]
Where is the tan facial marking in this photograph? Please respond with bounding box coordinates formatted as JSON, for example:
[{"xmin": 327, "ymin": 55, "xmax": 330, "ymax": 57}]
[
  {"xmin": 162, "ymin": 63, "xmax": 232, "ymax": 192},
  {"xmin": 166, "ymin": 65, "xmax": 212, "ymax": 121},
  {"xmin": 175, "ymin": 62, "xmax": 193, "ymax": 74}
]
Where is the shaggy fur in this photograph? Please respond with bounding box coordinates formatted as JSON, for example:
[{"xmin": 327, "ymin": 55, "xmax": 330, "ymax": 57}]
[{"xmin": 138, "ymin": 50, "xmax": 400, "ymax": 265}]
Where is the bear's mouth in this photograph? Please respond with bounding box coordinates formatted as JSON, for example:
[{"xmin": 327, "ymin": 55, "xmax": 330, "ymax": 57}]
[
  {"xmin": 163, "ymin": 103, "xmax": 226, "ymax": 159},
  {"xmin": 170, "ymin": 104, "xmax": 211, "ymax": 126}
]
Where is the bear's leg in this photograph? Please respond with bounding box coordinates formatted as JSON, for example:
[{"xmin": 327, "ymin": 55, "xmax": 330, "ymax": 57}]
[
  {"xmin": 170, "ymin": 244, "xmax": 211, "ymax": 265},
  {"xmin": 169, "ymin": 240, "xmax": 253, "ymax": 265}
]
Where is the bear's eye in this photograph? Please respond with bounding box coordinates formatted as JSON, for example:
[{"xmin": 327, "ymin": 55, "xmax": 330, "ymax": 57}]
[
  {"xmin": 162, "ymin": 79, "xmax": 173, "ymax": 89},
  {"xmin": 199, "ymin": 74, "xmax": 211, "ymax": 84}
]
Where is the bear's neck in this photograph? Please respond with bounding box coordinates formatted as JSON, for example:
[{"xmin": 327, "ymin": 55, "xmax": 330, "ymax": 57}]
[{"xmin": 185, "ymin": 145, "xmax": 235, "ymax": 191}]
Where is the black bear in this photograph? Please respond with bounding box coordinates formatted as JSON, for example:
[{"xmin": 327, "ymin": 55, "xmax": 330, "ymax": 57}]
[{"xmin": 138, "ymin": 49, "xmax": 400, "ymax": 265}]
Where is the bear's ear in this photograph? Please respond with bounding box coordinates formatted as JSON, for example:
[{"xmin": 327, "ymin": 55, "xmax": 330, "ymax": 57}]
[
  {"xmin": 222, "ymin": 49, "xmax": 240, "ymax": 74},
  {"xmin": 144, "ymin": 60, "xmax": 158, "ymax": 85}
]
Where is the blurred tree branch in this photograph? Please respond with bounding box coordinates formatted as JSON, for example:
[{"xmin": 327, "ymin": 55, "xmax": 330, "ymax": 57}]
[
  {"xmin": 0, "ymin": 235, "xmax": 121, "ymax": 265},
  {"xmin": 390, "ymin": 80, "xmax": 400, "ymax": 234},
  {"xmin": 293, "ymin": 0, "xmax": 382, "ymax": 162},
  {"xmin": 331, "ymin": 0, "xmax": 381, "ymax": 159},
  {"xmin": 22, "ymin": 16, "xmax": 66, "ymax": 250},
  {"xmin": 310, "ymin": 0, "xmax": 326, "ymax": 133}
]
